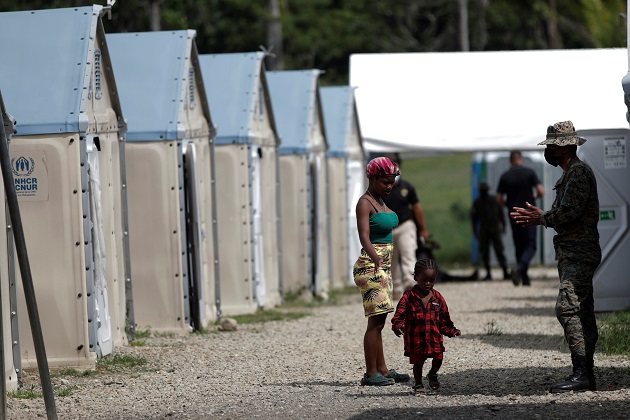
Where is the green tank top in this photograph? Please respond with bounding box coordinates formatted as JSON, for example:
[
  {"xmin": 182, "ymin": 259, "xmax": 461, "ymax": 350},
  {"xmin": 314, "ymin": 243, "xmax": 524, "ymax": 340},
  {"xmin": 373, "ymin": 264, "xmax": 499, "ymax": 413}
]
[{"xmin": 369, "ymin": 211, "xmax": 398, "ymax": 244}]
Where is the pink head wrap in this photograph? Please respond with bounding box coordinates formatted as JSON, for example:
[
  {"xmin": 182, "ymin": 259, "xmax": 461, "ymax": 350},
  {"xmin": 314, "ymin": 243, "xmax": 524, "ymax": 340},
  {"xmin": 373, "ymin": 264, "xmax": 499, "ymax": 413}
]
[{"xmin": 366, "ymin": 157, "xmax": 400, "ymax": 178}]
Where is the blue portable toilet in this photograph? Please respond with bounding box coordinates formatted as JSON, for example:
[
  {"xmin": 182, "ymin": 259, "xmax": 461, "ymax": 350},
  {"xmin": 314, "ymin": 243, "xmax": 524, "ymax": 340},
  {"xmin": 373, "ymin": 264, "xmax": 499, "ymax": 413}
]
[
  {"xmin": 267, "ymin": 70, "xmax": 332, "ymax": 299},
  {"xmin": 199, "ymin": 52, "xmax": 282, "ymax": 315},
  {"xmin": 0, "ymin": 92, "xmax": 19, "ymax": 391},
  {"xmin": 0, "ymin": 5, "xmax": 131, "ymax": 369},
  {"xmin": 321, "ymin": 86, "xmax": 366, "ymax": 287},
  {"xmin": 108, "ymin": 30, "xmax": 219, "ymax": 331}
]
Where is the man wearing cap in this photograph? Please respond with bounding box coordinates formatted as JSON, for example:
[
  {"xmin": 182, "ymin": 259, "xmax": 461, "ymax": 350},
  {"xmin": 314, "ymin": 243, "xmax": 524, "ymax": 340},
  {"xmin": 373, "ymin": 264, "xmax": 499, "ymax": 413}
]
[{"xmin": 510, "ymin": 121, "xmax": 601, "ymax": 393}]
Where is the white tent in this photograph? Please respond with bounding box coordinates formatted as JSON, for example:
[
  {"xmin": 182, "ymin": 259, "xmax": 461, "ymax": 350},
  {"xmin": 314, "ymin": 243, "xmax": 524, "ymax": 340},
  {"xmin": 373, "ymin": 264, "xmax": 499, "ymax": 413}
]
[{"xmin": 350, "ymin": 48, "xmax": 628, "ymax": 152}]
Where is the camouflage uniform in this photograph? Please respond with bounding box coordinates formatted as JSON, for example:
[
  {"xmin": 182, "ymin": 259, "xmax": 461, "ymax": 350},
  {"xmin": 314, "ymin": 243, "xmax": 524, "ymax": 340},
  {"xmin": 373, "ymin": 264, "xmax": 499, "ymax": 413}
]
[{"xmin": 540, "ymin": 156, "xmax": 601, "ymax": 359}]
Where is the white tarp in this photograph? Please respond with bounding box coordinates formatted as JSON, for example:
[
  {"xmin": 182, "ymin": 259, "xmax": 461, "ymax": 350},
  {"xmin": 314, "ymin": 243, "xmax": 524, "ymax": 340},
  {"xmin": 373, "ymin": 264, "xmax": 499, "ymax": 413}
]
[{"xmin": 350, "ymin": 48, "xmax": 628, "ymax": 152}]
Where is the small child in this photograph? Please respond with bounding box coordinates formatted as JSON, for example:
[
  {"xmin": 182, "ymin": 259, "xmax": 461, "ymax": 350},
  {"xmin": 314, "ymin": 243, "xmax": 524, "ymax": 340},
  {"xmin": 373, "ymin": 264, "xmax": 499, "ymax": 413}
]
[{"xmin": 391, "ymin": 258, "xmax": 461, "ymax": 393}]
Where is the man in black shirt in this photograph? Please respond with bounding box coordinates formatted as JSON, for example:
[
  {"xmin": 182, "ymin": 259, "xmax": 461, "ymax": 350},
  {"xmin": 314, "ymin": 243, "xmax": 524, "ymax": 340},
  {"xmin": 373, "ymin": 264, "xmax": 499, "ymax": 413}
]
[
  {"xmin": 496, "ymin": 151, "xmax": 544, "ymax": 286},
  {"xmin": 383, "ymin": 163, "xmax": 429, "ymax": 299},
  {"xmin": 472, "ymin": 182, "xmax": 510, "ymax": 280}
]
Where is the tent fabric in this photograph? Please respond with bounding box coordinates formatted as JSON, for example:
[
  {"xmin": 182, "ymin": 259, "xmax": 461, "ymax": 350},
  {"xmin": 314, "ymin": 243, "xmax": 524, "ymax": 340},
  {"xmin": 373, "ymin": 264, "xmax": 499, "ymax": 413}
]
[
  {"xmin": 267, "ymin": 70, "xmax": 326, "ymax": 155},
  {"xmin": 321, "ymin": 86, "xmax": 363, "ymax": 159},
  {"xmin": 0, "ymin": 6, "xmax": 107, "ymax": 135},
  {"xmin": 108, "ymin": 30, "xmax": 204, "ymax": 141},
  {"xmin": 349, "ymin": 48, "xmax": 628, "ymax": 152},
  {"xmin": 199, "ymin": 52, "xmax": 277, "ymax": 145}
]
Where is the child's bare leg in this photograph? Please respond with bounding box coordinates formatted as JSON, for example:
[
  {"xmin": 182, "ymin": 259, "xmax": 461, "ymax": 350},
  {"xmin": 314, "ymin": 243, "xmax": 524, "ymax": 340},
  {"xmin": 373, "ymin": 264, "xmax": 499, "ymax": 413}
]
[
  {"xmin": 363, "ymin": 313, "xmax": 388, "ymax": 377},
  {"xmin": 427, "ymin": 358, "xmax": 442, "ymax": 390},
  {"xmin": 428, "ymin": 358, "xmax": 442, "ymax": 376},
  {"xmin": 412, "ymin": 362, "xmax": 424, "ymax": 388}
]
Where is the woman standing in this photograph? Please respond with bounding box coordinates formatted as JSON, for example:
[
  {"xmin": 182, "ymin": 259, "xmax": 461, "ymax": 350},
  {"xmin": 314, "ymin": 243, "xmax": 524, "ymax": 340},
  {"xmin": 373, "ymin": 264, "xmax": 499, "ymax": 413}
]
[{"xmin": 354, "ymin": 157, "xmax": 410, "ymax": 386}]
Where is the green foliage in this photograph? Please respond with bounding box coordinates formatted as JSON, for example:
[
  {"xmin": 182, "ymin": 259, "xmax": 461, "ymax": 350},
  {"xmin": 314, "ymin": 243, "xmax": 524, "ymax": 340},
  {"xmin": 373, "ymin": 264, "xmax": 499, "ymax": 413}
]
[
  {"xmin": 134, "ymin": 329, "xmax": 152, "ymax": 339},
  {"xmin": 8, "ymin": 385, "xmax": 42, "ymax": 399},
  {"xmin": 580, "ymin": 0, "xmax": 626, "ymax": 47},
  {"xmin": 227, "ymin": 308, "xmax": 309, "ymax": 325},
  {"xmin": 0, "ymin": 1, "xmax": 622, "ymax": 85},
  {"xmin": 402, "ymin": 153, "xmax": 473, "ymax": 267},
  {"xmin": 53, "ymin": 367, "xmax": 95, "ymax": 377},
  {"xmin": 56, "ymin": 385, "xmax": 80, "ymax": 397},
  {"xmin": 597, "ymin": 310, "xmax": 630, "ymax": 355},
  {"xmin": 485, "ymin": 319, "xmax": 502, "ymax": 336},
  {"xmin": 96, "ymin": 353, "xmax": 148, "ymax": 373},
  {"xmin": 8, "ymin": 383, "xmax": 81, "ymax": 399}
]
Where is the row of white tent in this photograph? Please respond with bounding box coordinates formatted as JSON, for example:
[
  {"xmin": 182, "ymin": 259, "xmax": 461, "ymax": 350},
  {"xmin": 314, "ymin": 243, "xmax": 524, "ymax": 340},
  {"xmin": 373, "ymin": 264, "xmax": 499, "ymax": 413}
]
[{"xmin": 0, "ymin": 5, "xmax": 367, "ymax": 389}]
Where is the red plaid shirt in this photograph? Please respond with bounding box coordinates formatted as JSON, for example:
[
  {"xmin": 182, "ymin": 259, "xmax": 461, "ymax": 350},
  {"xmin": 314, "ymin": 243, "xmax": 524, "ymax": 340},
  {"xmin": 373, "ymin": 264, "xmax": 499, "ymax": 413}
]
[{"xmin": 391, "ymin": 287, "xmax": 459, "ymax": 356}]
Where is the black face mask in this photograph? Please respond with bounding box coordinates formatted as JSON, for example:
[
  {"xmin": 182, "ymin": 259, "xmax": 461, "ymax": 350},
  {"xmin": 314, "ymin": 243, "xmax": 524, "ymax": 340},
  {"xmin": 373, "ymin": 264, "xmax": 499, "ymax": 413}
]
[
  {"xmin": 544, "ymin": 148, "xmax": 561, "ymax": 167},
  {"xmin": 479, "ymin": 190, "xmax": 488, "ymax": 198}
]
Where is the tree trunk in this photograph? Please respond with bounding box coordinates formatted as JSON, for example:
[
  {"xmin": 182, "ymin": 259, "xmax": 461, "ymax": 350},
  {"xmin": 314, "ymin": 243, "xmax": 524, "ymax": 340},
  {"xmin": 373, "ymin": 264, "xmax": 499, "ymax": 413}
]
[
  {"xmin": 471, "ymin": 0, "xmax": 488, "ymax": 51},
  {"xmin": 148, "ymin": 0, "xmax": 161, "ymax": 32},
  {"xmin": 458, "ymin": 0, "xmax": 470, "ymax": 51},
  {"xmin": 266, "ymin": 0, "xmax": 284, "ymax": 70},
  {"xmin": 547, "ymin": 0, "xmax": 562, "ymax": 48}
]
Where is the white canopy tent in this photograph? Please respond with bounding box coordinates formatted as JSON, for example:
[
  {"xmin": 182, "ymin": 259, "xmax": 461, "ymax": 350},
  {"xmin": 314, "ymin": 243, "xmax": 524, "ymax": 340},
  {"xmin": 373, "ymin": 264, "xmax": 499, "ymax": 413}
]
[{"xmin": 350, "ymin": 48, "xmax": 628, "ymax": 153}]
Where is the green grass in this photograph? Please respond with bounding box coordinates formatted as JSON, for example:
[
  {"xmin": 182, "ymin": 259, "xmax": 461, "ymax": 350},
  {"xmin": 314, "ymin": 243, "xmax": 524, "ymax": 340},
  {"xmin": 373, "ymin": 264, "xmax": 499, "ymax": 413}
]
[
  {"xmin": 228, "ymin": 308, "xmax": 309, "ymax": 325},
  {"xmin": 597, "ymin": 309, "xmax": 630, "ymax": 355},
  {"xmin": 8, "ymin": 384, "xmax": 80, "ymax": 399},
  {"xmin": 8, "ymin": 385, "xmax": 41, "ymax": 399},
  {"xmin": 52, "ymin": 367, "xmax": 95, "ymax": 378},
  {"xmin": 401, "ymin": 153, "xmax": 473, "ymax": 267},
  {"xmin": 96, "ymin": 353, "xmax": 148, "ymax": 373},
  {"xmin": 133, "ymin": 329, "xmax": 152, "ymax": 339}
]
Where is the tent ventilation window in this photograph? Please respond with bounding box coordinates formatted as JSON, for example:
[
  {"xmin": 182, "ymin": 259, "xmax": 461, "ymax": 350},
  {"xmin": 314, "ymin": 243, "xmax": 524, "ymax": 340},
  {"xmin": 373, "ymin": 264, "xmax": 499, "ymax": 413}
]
[
  {"xmin": 188, "ymin": 66, "xmax": 196, "ymax": 110},
  {"xmin": 94, "ymin": 48, "xmax": 103, "ymax": 100}
]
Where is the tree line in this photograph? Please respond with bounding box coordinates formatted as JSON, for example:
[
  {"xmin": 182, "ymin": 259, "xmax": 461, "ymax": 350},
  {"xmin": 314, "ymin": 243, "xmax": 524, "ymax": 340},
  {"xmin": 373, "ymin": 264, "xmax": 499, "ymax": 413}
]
[{"xmin": 0, "ymin": 0, "xmax": 626, "ymax": 85}]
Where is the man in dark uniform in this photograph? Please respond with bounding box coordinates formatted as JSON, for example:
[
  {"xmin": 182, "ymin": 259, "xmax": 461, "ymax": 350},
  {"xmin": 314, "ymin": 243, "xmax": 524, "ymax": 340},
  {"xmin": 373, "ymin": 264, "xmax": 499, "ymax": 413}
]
[
  {"xmin": 382, "ymin": 156, "xmax": 429, "ymax": 299},
  {"xmin": 471, "ymin": 182, "xmax": 510, "ymax": 280},
  {"xmin": 497, "ymin": 151, "xmax": 544, "ymax": 286},
  {"xmin": 510, "ymin": 120, "xmax": 601, "ymax": 393}
]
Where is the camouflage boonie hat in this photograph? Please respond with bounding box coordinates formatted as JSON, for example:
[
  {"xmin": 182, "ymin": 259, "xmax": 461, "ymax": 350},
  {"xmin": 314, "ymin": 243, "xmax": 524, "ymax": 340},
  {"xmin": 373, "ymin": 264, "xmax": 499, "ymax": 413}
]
[{"xmin": 538, "ymin": 120, "xmax": 587, "ymax": 146}]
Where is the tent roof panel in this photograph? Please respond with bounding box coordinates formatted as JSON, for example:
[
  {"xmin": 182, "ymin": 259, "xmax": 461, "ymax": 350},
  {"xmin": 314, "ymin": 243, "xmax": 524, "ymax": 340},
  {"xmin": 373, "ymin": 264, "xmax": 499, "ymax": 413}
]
[
  {"xmin": 108, "ymin": 30, "xmax": 198, "ymax": 141},
  {"xmin": 199, "ymin": 52, "xmax": 270, "ymax": 145},
  {"xmin": 267, "ymin": 70, "xmax": 323, "ymax": 154},
  {"xmin": 350, "ymin": 49, "xmax": 628, "ymax": 152},
  {"xmin": 0, "ymin": 6, "xmax": 104, "ymax": 135},
  {"xmin": 321, "ymin": 86, "xmax": 363, "ymax": 158}
]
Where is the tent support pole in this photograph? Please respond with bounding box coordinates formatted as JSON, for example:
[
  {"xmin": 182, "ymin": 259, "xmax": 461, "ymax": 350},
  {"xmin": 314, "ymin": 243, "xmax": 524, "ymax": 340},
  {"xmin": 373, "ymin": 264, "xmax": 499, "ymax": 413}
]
[{"xmin": 0, "ymin": 104, "xmax": 57, "ymax": 420}]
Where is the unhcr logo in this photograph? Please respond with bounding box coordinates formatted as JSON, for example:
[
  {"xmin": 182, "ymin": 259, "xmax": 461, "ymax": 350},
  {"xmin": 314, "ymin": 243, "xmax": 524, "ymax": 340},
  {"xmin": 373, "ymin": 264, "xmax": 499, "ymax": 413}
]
[
  {"xmin": 11, "ymin": 156, "xmax": 35, "ymax": 177},
  {"xmin": 11, "ymin": 156, "xmax": 38, "ymax": 194}
]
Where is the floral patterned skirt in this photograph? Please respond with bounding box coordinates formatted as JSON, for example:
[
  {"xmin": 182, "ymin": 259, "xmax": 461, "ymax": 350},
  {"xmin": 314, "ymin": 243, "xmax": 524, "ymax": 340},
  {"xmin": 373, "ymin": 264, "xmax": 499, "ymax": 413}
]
[{"xmin": 353, "ymin": 243, "xmax": 394, "ymax": 317}]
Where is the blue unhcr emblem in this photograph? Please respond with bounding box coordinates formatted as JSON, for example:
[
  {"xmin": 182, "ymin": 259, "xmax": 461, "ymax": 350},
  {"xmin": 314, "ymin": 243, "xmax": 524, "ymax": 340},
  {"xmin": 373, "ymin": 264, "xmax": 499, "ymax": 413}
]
[{"xmin": 11, "ymin": 156, "xmax": 35, "ymax": 177}]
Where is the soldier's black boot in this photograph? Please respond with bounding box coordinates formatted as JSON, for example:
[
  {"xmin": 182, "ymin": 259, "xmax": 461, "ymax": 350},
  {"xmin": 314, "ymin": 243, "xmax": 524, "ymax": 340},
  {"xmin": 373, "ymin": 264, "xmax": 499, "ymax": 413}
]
[
  {"xmin": 549, "ymin": 354, "xmax": 591, "ymax": 393},
  {"xmin": 502, "ymin": 266, "xmax": 510, "ymax": 280}
]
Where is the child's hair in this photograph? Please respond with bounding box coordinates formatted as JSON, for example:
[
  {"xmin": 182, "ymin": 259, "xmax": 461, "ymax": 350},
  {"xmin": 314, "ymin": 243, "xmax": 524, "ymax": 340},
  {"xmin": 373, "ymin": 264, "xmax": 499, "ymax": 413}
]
[{"xmin": 413, "ymin": 258, "xmax": 438, "ymax": 275}]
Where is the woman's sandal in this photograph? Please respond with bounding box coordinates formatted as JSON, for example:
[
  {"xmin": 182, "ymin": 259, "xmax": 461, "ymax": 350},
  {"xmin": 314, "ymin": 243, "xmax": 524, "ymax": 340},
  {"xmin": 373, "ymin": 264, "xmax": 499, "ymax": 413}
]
[{"xmin": 427, "ymin": 372, "xmax": 440, "ymax": 390}]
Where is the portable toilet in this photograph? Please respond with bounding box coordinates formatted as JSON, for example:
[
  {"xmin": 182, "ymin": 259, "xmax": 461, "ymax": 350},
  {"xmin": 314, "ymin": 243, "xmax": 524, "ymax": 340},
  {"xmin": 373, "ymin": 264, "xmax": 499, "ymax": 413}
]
[
  {"xmin": 108, "ymin": 30, "xmax": 219, "ymax": 332},
  {"xmin": 470, "ymin": 151, "xmax": 546, "ymax": 268},
  {"xmin": 321, "ymin": 86, "xmax": 366, "ymax": 288},
  {"xmin": 0, "ymin": 93, "xmax": 19, "ymax": 391},
  {"xmin": 267, "ymin": 70, "xmax": 332, "ymax": 299},
  {"xmin": 199, "ymin": 52, "xmax": 282, "ymax": 314},
  {"xmin": 574, "ymin": 128, "xmax": 629, "ymax": 311},
  {"xmin": 0, "ymin": 5, "xmax": 130, "ymax": 368}
]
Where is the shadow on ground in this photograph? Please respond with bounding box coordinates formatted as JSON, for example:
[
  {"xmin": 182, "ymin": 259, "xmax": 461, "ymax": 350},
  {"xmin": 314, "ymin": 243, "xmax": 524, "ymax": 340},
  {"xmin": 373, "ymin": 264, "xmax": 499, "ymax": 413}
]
[
  {"xmin": 275, "ymin": 365, "xmax": 630, "ymax": 398},
  {"xmin": 477, "ymin": 306, "xmax": 556, "ymax": 317},
  {"xmin": 461, "ymin": 332, "xmax": 566, "ymax": 351},
  {"xmin": 346, "ymin": 399, "xmax": 630, "ymax": 420}
]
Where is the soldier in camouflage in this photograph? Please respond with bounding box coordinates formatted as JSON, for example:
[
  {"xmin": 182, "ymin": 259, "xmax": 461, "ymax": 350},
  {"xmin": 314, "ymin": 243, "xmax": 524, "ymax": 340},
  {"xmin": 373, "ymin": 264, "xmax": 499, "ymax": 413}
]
[{"xmin": 509, "ymin": 120, "xmax": 601, "ymax": 393}]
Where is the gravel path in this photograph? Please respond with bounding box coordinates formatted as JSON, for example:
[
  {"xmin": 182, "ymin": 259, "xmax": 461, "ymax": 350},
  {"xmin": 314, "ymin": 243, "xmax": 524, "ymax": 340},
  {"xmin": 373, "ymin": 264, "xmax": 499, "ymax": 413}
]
[{"xmin": 7, "ymin": 270, "xmax": 630, "ymax": 419}]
